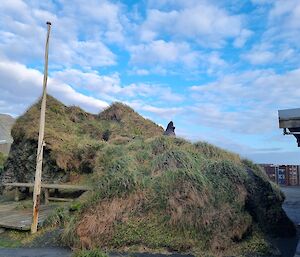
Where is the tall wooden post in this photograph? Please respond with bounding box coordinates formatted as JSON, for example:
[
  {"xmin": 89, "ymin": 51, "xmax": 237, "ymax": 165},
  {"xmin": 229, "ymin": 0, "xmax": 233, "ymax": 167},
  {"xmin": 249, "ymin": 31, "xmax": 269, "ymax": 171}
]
[{"xmin": 31, "ymin": 21, "xmax": 52, "ymax": 234}]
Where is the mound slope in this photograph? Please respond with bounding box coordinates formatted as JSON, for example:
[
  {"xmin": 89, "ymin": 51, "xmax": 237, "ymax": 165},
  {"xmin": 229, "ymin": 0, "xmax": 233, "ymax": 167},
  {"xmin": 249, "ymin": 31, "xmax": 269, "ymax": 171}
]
[
  {"xmin": 0, "ymin": 96, "xmax": 295, "ymax": 256},
  {"xmin": 0, "ymin": 96, "xmax": 163, "ymax": 183},
  {"xmin": 61, "ymin": 138, "xmax": 294, "ymax": 256}
]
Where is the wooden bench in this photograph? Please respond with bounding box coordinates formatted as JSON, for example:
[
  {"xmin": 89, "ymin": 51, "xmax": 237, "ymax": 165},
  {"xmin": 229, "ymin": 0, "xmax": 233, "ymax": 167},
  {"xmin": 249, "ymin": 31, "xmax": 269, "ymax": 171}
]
[{"xmin": 2, "ymin": 182, "xmax": 91, "ymax": 204}]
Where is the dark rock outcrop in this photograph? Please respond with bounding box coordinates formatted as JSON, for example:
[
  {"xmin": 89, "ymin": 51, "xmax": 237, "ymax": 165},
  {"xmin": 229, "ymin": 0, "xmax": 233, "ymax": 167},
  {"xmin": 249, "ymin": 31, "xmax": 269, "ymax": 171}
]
[
  {"xmin": 163, "ymin": 121, "xmax": 176, "ymax": 136},
  {"xmin": 244, "ymin": 165, "xmax": 296, "ymax": 237},
  {"xmin": 2, "ymin": 139, "xmax": 66, "ymax": 184}
]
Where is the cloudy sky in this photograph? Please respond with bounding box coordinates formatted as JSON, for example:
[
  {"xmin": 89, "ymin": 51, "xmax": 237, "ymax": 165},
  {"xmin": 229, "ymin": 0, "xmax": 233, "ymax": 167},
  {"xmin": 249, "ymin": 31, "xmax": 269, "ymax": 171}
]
[{"xmin": 1, "ymin": 0, "xmax": 300, "ymax": 164}]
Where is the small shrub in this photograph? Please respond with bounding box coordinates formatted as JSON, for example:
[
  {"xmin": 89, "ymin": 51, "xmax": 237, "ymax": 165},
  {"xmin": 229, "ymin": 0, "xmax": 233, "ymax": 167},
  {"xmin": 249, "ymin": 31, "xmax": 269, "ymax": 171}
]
[
  {"xmin": 69, "ymin": 201, "xmax": 83, "ymax": 212},
  {"xmin": 44, "ymin": 207, "xmax": 69, "ymax": 227}
]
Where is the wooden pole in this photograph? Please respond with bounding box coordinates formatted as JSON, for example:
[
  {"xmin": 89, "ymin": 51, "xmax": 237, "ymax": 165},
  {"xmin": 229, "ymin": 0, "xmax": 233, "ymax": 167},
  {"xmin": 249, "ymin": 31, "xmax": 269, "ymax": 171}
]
[{"xmin": 31, "ymin": 21, "xmax": 52, "ymax": 234}]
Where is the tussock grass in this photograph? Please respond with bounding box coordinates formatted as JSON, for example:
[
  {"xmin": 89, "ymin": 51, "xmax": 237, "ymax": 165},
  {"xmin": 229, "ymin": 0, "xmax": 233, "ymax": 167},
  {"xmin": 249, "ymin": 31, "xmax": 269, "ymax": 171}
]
[
  {"xmin": 44, "ymin": 206, "xmax": 70, "ymax": 227},
  {"xmin": 3, "ymin": 96, "xmax": 294, "ymax": 256},
  {"xmin": 60, "ymin": 136, "xmax": 291, "ymax": 255}
]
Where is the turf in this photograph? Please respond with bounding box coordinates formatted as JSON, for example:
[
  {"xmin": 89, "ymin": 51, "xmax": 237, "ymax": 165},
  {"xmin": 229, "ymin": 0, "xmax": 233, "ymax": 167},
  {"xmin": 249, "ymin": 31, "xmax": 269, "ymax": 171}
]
[{"xmin": 0, "ymin": 95, "xmax": 296, "ymax": 256}]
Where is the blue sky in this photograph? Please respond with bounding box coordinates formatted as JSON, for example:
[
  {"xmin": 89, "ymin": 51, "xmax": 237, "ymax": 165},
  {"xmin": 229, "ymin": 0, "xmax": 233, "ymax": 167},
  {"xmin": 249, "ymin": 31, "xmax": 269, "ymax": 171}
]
[{"xmin": 1, "ymin": 0, "xmax": 300, "ymax": 164}]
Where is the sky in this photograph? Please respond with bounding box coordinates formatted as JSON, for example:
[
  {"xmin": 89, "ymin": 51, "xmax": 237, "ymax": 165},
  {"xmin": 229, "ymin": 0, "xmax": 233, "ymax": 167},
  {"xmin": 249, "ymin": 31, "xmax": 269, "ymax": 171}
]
[{"xmin": 1, "ymin": 0, "xmax": 300, "ymax": 164}]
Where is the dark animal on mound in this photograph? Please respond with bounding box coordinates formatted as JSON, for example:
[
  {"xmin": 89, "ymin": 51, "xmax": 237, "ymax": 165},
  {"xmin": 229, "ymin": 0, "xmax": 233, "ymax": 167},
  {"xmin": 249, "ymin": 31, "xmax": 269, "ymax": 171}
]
[{"xmin": 163, "ymin": 121, "xmax": 176, "ymax": 136}]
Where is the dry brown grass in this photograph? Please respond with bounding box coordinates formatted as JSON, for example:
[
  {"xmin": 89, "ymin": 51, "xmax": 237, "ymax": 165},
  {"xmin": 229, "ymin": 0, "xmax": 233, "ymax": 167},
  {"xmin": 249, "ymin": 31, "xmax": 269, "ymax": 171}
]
[
  {"xmin": 167, "ymin": 182, "xmax": 210, "ymax": 227},
  {"xmin": 76, "ymin": 192, "xmax": 145, "ymax": 249}
]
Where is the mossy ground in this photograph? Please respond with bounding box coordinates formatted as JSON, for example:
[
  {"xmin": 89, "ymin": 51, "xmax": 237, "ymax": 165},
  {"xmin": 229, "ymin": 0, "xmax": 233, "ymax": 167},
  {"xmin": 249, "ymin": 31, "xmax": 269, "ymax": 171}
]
[
  {"xmin": 0, "ymin": 228, "xmax": 55, "ymax": 248},
  {"xmin": 0, "ymin": 231, "xmax": 24, "ymax": 248}
]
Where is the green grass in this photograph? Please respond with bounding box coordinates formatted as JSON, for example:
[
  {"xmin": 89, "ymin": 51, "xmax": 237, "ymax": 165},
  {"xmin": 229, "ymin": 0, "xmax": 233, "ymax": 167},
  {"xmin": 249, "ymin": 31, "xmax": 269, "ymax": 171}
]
[
  {"xmin": 3, "ymin": 95, "xmax": 291, "ymax": 256},
  {"xmin": 0, "ymin": 231, "xmax": 29, "ymax": 248},
  {"xmin": 111, "ymin": 216, "xmax": 206, "ymax": 252},
  {"xmin": 0, "ymin": 235, "xmax": 23, "ymax": 248},
  {"xmin": 59, "ymin": 136, "xmax": 285, "ymax": 256},
  {"xmin": 237, "ymin": 226, "xmax": 273, "ymax": 255},
  {"xmin": 44, "ymin": 206, "xmax": 70, "ymax": 227}
]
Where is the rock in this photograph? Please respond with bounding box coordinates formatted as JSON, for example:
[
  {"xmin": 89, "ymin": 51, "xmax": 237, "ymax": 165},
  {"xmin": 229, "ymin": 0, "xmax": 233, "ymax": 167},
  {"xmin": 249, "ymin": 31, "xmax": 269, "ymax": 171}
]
[
  {"xmin": 0, "ymin": 139, "xmax": 66, "ymax": 186},
  {"xmin": 163, "ymin": 121, "xmax": 176, "ymax": 136},
  {"xmin": 244, "ymin": 167, "xmax": 296, "ymax": 237}
]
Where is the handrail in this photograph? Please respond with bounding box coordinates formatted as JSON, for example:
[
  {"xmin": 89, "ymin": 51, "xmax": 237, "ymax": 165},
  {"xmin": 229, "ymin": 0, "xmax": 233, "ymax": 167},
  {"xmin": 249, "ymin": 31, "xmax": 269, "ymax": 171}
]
[{"xmin": 2, "ymin": 182, "xmax": 91, "ymax": 191}]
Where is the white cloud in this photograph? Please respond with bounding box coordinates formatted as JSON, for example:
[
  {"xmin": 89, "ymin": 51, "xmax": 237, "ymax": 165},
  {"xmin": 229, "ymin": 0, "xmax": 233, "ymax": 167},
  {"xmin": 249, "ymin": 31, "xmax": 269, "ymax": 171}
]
[
  {"xmin": 205, "ymin": 52, "xmax": 227, "ymax": 75},
  {"xmin": 0, "ymin": 0, "xmax": 120, "ymax": 68},
  {"xmin": 123, "ymin": 83, "xmax": 184, "ymax": 102},
  {"xmin": 139, "ymin": 3, "xmax": 245, "ymax": 47},
  {"xmin": 126, "ymin": 100, "xmax": 184, "ymax": 119},
  {"xmin": 0, "ymin": 59, "xmax": 108, "ymax": 115},
  {"xmin": 129, "ymin": 40, "xmax": 198, "ymax": 67},
  {"xmin": 190, "ymin": 68, "xmax": 300, "ymax": 134},
  {"xmin": 66, "ymin": 41, "xmax": 116, "ymax": 68},
  {"xmin": 0, "ymin": 59, "xmax": 183, "ymax": 125},
  {"xmin": 269, "ymin": 0, "xmax": 300, "ymax": 28},
  {"xmin": 258, "ymin": 0, "xmax": 300, "ymax": 51},
  {"xmin": 128, "ymin": 39, "xmax": 226, "ymax": 74},
  {"xmin": 131, "ymin": 68, "xmax": 150, "ymax": 76},
  {"xmin": 243, "ymin": 43, "xmax": 297, "ymax": 66},
  {"xmin": 58, "ymin": 0, "xmax": 126, "ymax": 43},
  {"xmin": 142, "ymin": 105, "xmax": 183, "ymax": 118},
  {"xmin": 53, "ymin": 69, "xmax": 121, "ymax": 95},
  {"xmin": 243, "ymin": 50, "xmax": 274, "ymax": 65},
  {"xmin": 233, "ymin": 29, "xmax": 253, "ymax": 48},
  {"xmin": 53, "ymin": 68, "xmax": 183, "ymax": 102}
]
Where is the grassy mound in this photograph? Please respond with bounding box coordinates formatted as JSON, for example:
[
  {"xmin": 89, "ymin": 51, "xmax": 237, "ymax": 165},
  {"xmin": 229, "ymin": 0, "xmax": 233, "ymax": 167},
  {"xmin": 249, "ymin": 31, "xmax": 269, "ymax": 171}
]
[
  {"xmin": 1, "ymin": 96, "xmax": 295, "ymax": 256},
  {"xmin": 60, "ymin": 137, "xmax": 294, "ymax": 256},
  {"xmin": 1, "ymin": 96, "xmax": 163, "ymax": 183}
]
